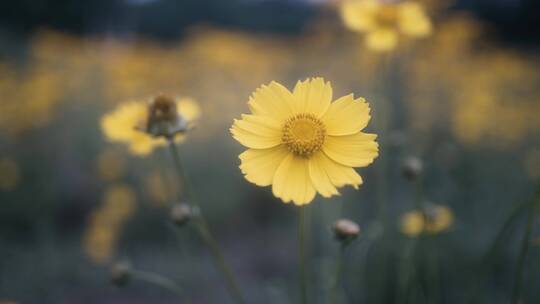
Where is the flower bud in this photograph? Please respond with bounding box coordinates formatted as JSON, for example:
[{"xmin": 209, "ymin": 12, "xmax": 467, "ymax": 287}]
[
  {"xmin": 110, "ymin": 260, "xmax": 132, "ymax": 287},
  {"xmin": 402, "ymin": 156, "xmax": 423, "ymax": 180},
  {"xmin": 170, "ymin": 203, "xmax": 194, "ymax": 226},
  {"xmin": 333, "ymin": 219, "xmax": 360, "ymax": 243}
]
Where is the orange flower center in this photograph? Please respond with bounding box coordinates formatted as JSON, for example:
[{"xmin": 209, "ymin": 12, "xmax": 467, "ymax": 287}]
[
  {"xmin": 282, "ymin": 113, "xmax": 326, "ymax": 157},
  {"xmin": 376, "ymin": 5, "xmax": 399, "ymax": 28}
]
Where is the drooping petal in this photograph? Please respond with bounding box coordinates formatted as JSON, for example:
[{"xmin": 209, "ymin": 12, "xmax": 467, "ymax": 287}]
[
  {"xmin": 230, "ymin": 117, "xmax": 282, "ymax": 149},
  {"xmin": 340, "ymin": 0, "xmax": 378, "ymax": 32},
  {"xmin": 101, "ymin": 102, "xmax": 146, "ymax": 141},
  {"xmin": 293, "ymin": 78, "xmax": 332, "ymax": 117},
  {"xmin": 366, "ymin": 28, "xmax": 399, "ymax": 52},
  {"xmin": 314, "ymin": 152, "xmax": 364, "ymax": 189},
  {"xmin": 308, "ymin": 152, "xmax": 340, "ymax": 197},
  {"xmin": 272, "ymin": 154, "xmax": 316, "ymax": 205},
  {"xmin": 177, "ymin": 98, "xmax": 201, "ymax": 122},
  {"xmin": 323, "ymin": 132, "xmax": 379, "ymax": 167},
  {"xmin": 322, "ymin": 94, "xmax": 371, "ymax": 136},
  {"xmin": 248, "ymin": 81, "xmax": 295, "ymax": 121},
  {"xmin": 398, "ymin": 2, "xmax": 432, "ymax": 37},
  {"xmin": 239, "ymin": 146, "xmax": 290, "ymax": 187},
  {"xmin": 128, "ymin": 135, "xmax": 160, "ymax": 156}
]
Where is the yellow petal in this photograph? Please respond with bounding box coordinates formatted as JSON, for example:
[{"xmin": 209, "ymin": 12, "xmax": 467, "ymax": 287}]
[
  {"xmin": 101, "ymin": 102, "xmax": 146, "ymax": 141},
  {"xmin": 366, "ymin": 28, "xmax": 398, "ymax": 52},
  {"xmin": 322, "ymin": 94, "xmax": 371, "ymax": 136},
  {"xmin": 293, "ymin": 78, "xmax": 332, "ymax": 117},
  {"xmin": 308, "ymin": 152, "xmax": 340, "ymax": 197},
  {"xmin": 128, "ymin": 135, "xmax": 160, "ymax": 156},
  {"xmin": 230, "ymin": 117, "xmax": 282, "ymax": 149},
  {"xmin": 239, "ymin": 146, "xmax": 290, "ymax": 187},
  {"xmin": 248, "ymin": 81, "xmax": 295, "ymax": 121},
  {"xmin": 398, "ymin": 2, "xmax": 432, "ymax": 37},
  {"xmin": 272, "ymin": 154, "xmax": 316, "ymax": 205},
  {"xmin": 177, "ymin": 98, "xmax": 201, "ymax": 122},
  {"xmin": 323, "ymin": 132, "xmax": 379, "ymax": 167},
  {"xmin": 340, "ymin": 0, "xmax": 378, "ymax": 32},
  {"xmin": 311, "ymin": 151, "xmax": 363, "ymax": 190}
]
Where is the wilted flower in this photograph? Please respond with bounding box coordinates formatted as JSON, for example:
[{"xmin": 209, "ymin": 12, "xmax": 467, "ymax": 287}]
[
  {"xmin": 340, "ymin": 0, "xmax": 432, "ymax": 52},
  {"xmin": 101, "ymin": 95, "xmax": 200, "ymax": 156},
  {"xmin": 333, "ymin": 218, "xmax": 361, "ymax": 243},
  {"xmin": 231, "ymin": 78, "xmax": 378, "ymax": 205},
  {"xmin": 400, "ymin": 204, "xmax": 454, "ymax": 237}
]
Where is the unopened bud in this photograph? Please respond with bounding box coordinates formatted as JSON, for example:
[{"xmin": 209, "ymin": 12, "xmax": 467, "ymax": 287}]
[
  {"xmin": 110, "ymin": 260, "xmax": 132, "ymax": 287},
  {"xmin": 402, "ymin": 156, "xmax": 423, "ymax": 180},
  {"xmin": 333, "ymin": 219, "xmax": 360, "ymax": 243},
  {"xmin": 170, "ymin": 203, "xmax": 195, "ymax": 226}
]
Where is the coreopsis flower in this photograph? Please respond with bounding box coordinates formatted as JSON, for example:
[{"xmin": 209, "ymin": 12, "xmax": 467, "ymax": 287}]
[
  {"xmin": 340, "ymin": 0, "xmax": 432, "ymax": 52},
  {"xmin": 231, "ymin": 78, "xmax": 379, "ymax": 205},
  {"xmin": 101, "ymin": 95, "xmax": 200, "ymax": 156},
  {"xmin": 400, "ymin": 204, "xmax": 454, "ymax": 237}
]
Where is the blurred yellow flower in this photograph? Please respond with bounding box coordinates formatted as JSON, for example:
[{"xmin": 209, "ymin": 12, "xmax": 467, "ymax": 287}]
[
  {"xmin": 400, "ymin": 204, "xmax": 454, "ymax": 237},
  {"xmin": 0, "ymin": 157, "xmax": 20, "ymax": 191},
  {"xmin": 231, "ymin": 78, "xmax": 378, "ymax": 205},
  {"xmin": 83, "ymin": 184, "xmax": 136, "ymax": 264},
  {"xmin": 101, "ymin": 96, "xmax": 200, "ymax": 156},
  {"xmin": 340, "ymin": 0, "xmax": 432, "ymax": 52}
]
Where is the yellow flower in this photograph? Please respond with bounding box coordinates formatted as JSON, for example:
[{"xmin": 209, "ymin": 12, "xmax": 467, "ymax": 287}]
[
  {"xmin": 231, "ymin": 78, "xmax": 379, "ymax": 205},
  {"xmin": 400, "ymin": 204, "xmax": 454, "ymax": 237},
  {"xmin": 101, "ymin": 96, "xmax": 200, "ymax": 156},
  {"xmin": 83, "ymin": 184, "xmax": 136, "ymax": 264},
  {"xmin": 340, "ymin": 0, "xmax": 432, "ymax": 52}
]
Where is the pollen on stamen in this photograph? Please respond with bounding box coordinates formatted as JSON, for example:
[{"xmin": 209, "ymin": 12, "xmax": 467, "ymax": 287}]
[{"xmin": 281, "ymin": 113, "xmax": 326, "ymax": 158}]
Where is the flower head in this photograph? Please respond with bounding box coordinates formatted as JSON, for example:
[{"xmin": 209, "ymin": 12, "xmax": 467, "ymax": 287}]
[
  {"xmin": 400, "ymin": 204, "xmax": 454, "ymax": 237},
  {"xmin": 340, "ymin": 0, "xmax": 432, "ymax": 52},
  {"xmin": 231, "ymin": 78, "xmax": 379, "ymax": 205},
  {"xmin": 333, "ymin": 218, "xmax": 361, "ymax": 243},
  {"xmin": 101, "ymin": 95, "xmax": 200, "ymax": 156}
]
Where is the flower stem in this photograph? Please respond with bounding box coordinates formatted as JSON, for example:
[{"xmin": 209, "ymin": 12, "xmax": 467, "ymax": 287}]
[
  {"xmin": 132, "ymin": 269, "xmax": 189, "ymax": 301},
  {"xmin": 167, "ymin": 140, "xmax": 245, "ymax": 304},
  {"xmin": 330, "ymin": 243, "xmax": 346, "ymax": 304},
  {"xmin": 511, "ymin": 185, "xmax": 540, "ymax": 304},
  {"xmin": 298, "ymin": 206, "xmax": 308, "ymax": 304}
]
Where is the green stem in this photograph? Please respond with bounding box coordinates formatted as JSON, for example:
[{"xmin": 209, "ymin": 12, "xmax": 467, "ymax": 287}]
[
  {"xmin": 330, "ymin": 243, "xmax": 346, "ymax": 304},
  {"xmin": 167, "ymin": 140, "xmax": 245, "ymax": 304},
  {"xmin": 298, "ymin": 206, "xmax": 308, "ymax": 304},
  {"xmin": 132, "ymin": 269, "xmax": 189, "ymax": 301},
  {"xmin": 511, "ymin": 187, "xmax": 540, "ymax": 304}
]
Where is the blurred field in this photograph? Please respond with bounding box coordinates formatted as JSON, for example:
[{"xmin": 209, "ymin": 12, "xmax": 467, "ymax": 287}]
[{"xmin": 0, "ymin": 0, "xmax": 540, "ymax": 303}]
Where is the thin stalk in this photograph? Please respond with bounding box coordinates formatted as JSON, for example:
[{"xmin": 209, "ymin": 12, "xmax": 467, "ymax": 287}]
[
  {"xmin": 298, "ymin": 206, "xmax": 308, "ymax": 304},
  {"xmin": 167, "ymin": 140, "xmax": 245, "ymax": 304},
  {"xmin": 330, "ymin": 243, "xmax": 346, "ymax": 304},
  {"xmin": 511, "ymin": 186, "xmax": 540, "ymax": 304},
  {"xmin": 132, "ymin": 269, "xmax": 189, "ymax": 301}
]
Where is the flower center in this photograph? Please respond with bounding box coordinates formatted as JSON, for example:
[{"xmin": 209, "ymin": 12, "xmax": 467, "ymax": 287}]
[
  {"xmin": 282, "ymin": 113, "xmax": 326, "ymax": 157},
  {"xmin": 376, "ymin": 5, "xmax": 399, "ymax": 28}
]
